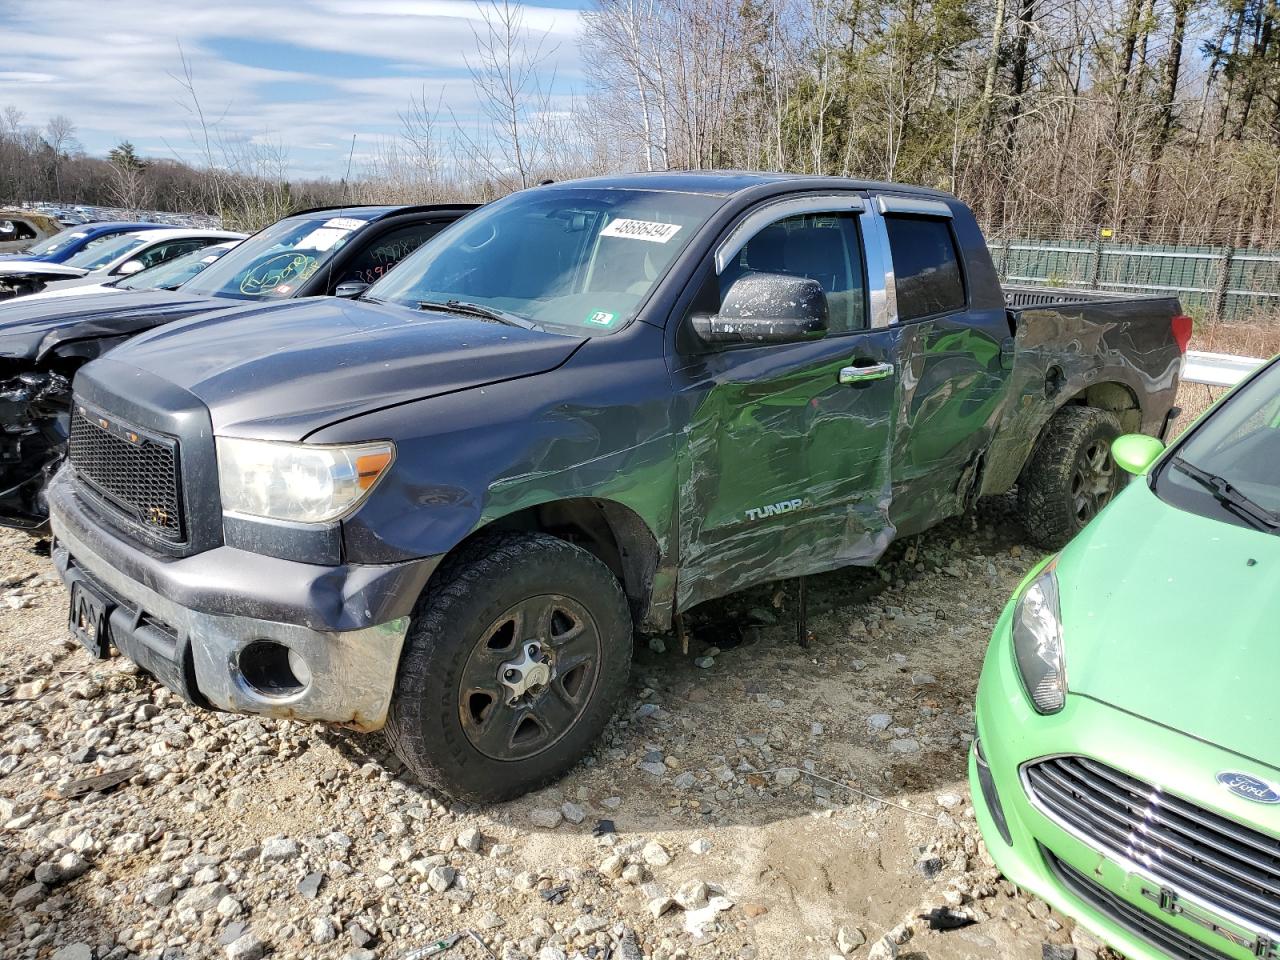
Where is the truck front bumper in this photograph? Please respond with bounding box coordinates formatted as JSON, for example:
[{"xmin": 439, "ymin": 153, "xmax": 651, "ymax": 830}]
[{"xmin": 48, "ymin": 470, "xmax": 438, "ymax": 731}]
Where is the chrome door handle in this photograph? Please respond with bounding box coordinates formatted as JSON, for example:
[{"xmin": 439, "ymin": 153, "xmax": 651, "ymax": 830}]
[{"xmin": 839, "ymin": 361, "xmax": 894, "ymax": 384}]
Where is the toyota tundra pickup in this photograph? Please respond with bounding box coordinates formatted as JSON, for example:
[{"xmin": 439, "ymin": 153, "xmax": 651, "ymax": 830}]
[
  {"xmin": 47, "ymin": 173, "xmax": 1190, "ymax": 801},
  {"xmin": 0, "ymin": 203, "xmax": 474, "ymax": 528}
]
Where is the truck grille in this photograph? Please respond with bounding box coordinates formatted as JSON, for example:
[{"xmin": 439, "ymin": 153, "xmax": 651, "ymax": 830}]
[
  {"xmin": 1025, "ymin": 756, "xmax": 1280, "ymax": 938},
  {"xmin": 68, "ymin": 405, "xmax": 184, "ymax": 543},
  {"xmin": 1045, "ymin": 849, "xmax": 1232, "ymax": 960}
]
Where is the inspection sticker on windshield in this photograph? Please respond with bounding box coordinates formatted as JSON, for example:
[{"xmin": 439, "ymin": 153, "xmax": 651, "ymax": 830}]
[
  {"xmin": 586, "ymin": 311, "xmax": 617, "ymax": 327},
  {"xmin": 324, "ymin": 217, "xmax": 365, "ymax": 231},
  {"xmin": 600, "ymin": 218, "xmax": 682, "ymax": 243}
]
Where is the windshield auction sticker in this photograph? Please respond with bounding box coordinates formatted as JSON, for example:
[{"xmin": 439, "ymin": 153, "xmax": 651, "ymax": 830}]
[
  {"xmin": 586, "ymin": 311, "xmax": 617, "ymax": 327},
  {"xmin": 600, "ymin": 218, "xmax": 682, "ymax": 243}
]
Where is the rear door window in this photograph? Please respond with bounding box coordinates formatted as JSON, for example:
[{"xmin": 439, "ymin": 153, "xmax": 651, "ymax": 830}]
[
  {"xmin": 134, "ymin": 238, "xmax": 218, "ymax": 271},
  {"xmin": 885, "ymin": 215, "xmax": 965, "ymax": 321}
]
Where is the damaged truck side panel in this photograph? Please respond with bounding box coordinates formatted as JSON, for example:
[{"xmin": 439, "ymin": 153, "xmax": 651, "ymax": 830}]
[{"xmin": 48, "ymin": 173, "xmax": 1187, "ymax": 801}]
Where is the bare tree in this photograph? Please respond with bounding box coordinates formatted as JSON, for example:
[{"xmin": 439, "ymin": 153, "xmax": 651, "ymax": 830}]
[
  {"xmin": 464, "ymin": 0, "xmax": 559, "ymax": 190},
  {"xmin": 44, "ymin": 115, "xmax": 78, "ymax": 201}
]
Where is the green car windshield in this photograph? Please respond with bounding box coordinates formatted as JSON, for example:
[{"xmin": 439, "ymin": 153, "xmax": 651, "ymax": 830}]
[
  {"xmin": 1157, "ymin": 358, "xmax": 1280, "ymax": 532},
  {"xmin": 180, "ymin": 216, "xmax": 364, "ymax": 301},
  {"xmin": 367, "ymin": 187, "xmax": 724, "ymax": 334}
]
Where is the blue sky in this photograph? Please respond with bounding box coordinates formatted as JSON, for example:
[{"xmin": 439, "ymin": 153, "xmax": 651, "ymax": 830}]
[{"xmin": 0, "ymin": 0, "xmax": 589, "ymax": 179}]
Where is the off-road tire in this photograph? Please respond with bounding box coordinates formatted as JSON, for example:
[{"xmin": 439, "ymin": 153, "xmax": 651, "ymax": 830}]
[
  {"xmin": 385, "ymin": 532, "xmax": 632, "ymax": 802},
  {"xmin": 1018, "ymin": 406, "xmax": 1123, "ymax": 549}
]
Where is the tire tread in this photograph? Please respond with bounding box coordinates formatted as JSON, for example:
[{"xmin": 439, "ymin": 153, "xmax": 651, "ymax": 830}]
[
  {"xmin": 385, "ymin": 531, "xmax": 631, "ymax": 802},
  {"xmin": 1018, "ymin": 405, "xmax": 1122, "ymax": 549}
]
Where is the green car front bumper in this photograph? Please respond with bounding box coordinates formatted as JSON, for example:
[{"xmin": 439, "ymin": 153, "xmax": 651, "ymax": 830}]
[{"xmin": 970, "ymin": 602, "xmax": 1280, "ymax": 960}]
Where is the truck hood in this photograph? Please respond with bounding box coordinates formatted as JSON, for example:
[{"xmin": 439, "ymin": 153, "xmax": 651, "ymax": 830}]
[
  {"xmin": 1059, "ymin": 480, "xmax": 1280, "ymax": 765},
  {"xmin": 102, "ymin": 297, "xmax": 588, "ymax": 440},
  {"xmin": 0, "ymin": 289, "xmax": 222, "ymax": 361},
  {"xmin": 0, "ymin": 261, "xmax": 88, "ymax": 280}
]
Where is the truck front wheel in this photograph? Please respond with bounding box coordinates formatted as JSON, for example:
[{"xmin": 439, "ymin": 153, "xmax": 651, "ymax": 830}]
[
  {"xmin": 1018, "ymin": 406, "xmax": 1123, "ymax": 549},
  {"xmin": 385, "ymin": 532, "xmax": 632, "ymax": 802}
]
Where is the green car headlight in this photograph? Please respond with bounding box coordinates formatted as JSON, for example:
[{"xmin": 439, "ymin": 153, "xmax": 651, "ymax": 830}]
[{"xmin": 1012, "ymin": 564, "xmax": 1066, "ymax": 714}]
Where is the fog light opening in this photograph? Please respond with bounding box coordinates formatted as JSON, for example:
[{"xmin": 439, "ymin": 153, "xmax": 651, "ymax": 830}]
[{"xmin": 239, "ymin": 641, "xmax": 308, "ymax": 698}]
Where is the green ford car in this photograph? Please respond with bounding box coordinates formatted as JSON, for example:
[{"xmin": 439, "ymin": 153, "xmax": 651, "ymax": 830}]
[{"xmin": 971, "ymin": 354, "xmax": 1280, "ymax": 960}]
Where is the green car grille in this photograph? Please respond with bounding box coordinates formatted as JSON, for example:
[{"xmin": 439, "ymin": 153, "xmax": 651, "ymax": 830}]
[
  {"xmin": 1025, "ymin": 756, "xmax": 1280, "ymax": 941},
  {"xmin": 1045, "ymin": 849, "xmax": 1233, "ymax": 960}
]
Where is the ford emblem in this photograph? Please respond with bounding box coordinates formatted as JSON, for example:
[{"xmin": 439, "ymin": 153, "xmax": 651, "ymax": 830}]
[{"xmin": 1217, "ymin": 771, "xmax": 1280, "ymax": 804}]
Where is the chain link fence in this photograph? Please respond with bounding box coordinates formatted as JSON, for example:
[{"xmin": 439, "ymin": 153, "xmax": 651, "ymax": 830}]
[{"xmin": 984, "ymin": 223, "xmax": 1280, "ymax": 323}]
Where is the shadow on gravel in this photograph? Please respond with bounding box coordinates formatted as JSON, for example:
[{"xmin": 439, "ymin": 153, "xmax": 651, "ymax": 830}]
[{"xmin": 303, "ymin": 497, "xmax": 1036, "ymax": 839}]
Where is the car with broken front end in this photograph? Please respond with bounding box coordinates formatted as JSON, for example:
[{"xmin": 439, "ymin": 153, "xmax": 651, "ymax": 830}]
[
  {"xmin": 970, "ymin": 353, "xmax": 1280, "ymax": 960},
  {"xmin": 47, "ymin": 172, "xmax": 1189, "ymax": 801},
  {"xmin": 0, "ymin": 204, "xmax": 475, "ymax": 529}
]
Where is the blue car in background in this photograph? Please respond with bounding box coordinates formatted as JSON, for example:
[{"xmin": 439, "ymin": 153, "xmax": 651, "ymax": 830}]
[{"xmin": 0, "ymin": 221, "xmax": 166, "ymax": 265}]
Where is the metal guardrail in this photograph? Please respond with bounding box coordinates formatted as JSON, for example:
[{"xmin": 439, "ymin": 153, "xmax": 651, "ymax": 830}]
[{"xmin": 1182, "ymin": 351, "xmax": 1265, "ymax": 387}]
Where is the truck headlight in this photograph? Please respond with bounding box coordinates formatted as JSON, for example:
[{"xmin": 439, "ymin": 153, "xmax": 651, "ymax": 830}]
[
  {"xmin": 216, "ymin": 437, "xmax": 394, "ymax": 524},
  {"xmin": 1012, "ymin": 564, "xmax": 1066, "ymax": 714}
]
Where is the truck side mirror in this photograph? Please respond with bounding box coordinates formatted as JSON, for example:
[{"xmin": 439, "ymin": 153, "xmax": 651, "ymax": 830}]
[
  {"xmin": 693, "ymin": 273, "xmax": 829, "ymax": 345},
  {"xmin": 334, "ymin": 281, "xmax": 370, "ymax": 299},
  {"xmin": 1112, "ymin": 434, "xmax": 1165, "ymax": 475}
]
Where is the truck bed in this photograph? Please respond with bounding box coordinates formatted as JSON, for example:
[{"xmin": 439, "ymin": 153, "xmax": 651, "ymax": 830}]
[{"xmin": 1002, "ymin": 283, "xmax": 1159, "ymax": 309}]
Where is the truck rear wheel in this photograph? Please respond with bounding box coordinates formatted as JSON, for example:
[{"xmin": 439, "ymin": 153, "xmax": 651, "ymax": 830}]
[
  {"xmin": 385, "ymin": 532, "xmax": 632, "ymax": 802},
  {"xmin": 1018, "ymin": 406, "xmax": 1123, "ymax": 549}
]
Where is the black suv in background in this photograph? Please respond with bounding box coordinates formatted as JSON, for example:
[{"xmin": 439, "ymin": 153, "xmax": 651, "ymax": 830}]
[{"xmin": 0, "ymin": 204, "xmax": 476, "ymax": 528}]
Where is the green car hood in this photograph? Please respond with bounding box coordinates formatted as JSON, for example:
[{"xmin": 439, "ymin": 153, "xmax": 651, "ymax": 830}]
[{"xmin": 1058, "ymin": 478, "xmax": 1280, "ymax": 765}]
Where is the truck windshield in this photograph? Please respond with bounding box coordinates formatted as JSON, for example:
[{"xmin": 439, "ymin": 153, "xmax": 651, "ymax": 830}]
[
  {"xmin": 1155, "ymin": 359, "xmax": 1280, "ymax": 534},
  {"xmin": 367, "ymin": 187, "xmax": 724, "ymax": 333},
  {"xmin": 180, "ymin": 216, "xmax": 364, "ymax": 301}
]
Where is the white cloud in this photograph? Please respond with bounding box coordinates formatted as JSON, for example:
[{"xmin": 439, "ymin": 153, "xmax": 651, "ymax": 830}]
[{"xmin": 0, "ymin": 0, "xmax": 585, "ymax": 178}]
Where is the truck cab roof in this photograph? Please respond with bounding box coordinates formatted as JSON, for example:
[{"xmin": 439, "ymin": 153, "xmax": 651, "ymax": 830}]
[{"xmin": 540, "ymin": 170, "xmax": 957, "ymax": 200}]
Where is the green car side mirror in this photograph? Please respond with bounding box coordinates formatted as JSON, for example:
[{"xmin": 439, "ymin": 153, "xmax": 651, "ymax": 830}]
[{"xmin": 1112, "ymin": 434, "xmax": 1165, "ymax": 475}]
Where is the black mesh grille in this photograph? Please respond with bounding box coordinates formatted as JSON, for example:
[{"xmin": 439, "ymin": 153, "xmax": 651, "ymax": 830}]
[
  {"xmin": 68, "ymin": 405, "xmax": 183, "ymax": 542},
  {"xmin": 1045, "ymin": 849, "xmax": 1234, "ymax": 960},
  {"xmin": 1026, "ymin": 756, "xmax": 1280, "ymax": 938}
]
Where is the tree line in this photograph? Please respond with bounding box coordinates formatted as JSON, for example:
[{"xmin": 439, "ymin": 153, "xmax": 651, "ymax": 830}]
[
  {"xmin": 2, "ymin": 0, "xmax": 1277, "ymax": 246},
  {"xmin": 577, "ymin": 0, "xmax": 1280, "ymax": 245}
]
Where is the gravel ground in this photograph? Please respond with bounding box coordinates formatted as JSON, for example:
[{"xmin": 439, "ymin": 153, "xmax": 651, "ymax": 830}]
[{"xmin": 0, "ymin": 499, "xmax": 1120, "ymax": 960}]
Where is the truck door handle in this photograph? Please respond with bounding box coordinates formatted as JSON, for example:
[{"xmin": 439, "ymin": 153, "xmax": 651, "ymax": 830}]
[{"xmin": 839, "ymin": 361, "xmax": 894, "ymax": 385}]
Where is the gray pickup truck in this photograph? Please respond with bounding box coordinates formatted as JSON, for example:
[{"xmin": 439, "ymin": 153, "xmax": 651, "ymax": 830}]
[{"xmin": 47, "ymin": 173, "xmax": 1189, "ymax": 800}]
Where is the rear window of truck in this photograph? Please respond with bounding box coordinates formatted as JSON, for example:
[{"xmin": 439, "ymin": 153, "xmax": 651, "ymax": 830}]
[{"xmin": 885, "ymin": 216, "xmax": 965, "ymax": 321}]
